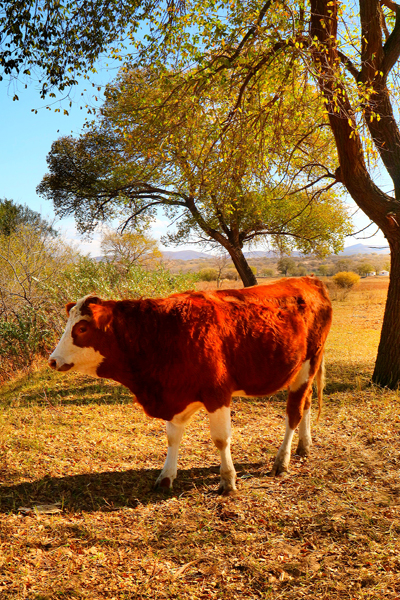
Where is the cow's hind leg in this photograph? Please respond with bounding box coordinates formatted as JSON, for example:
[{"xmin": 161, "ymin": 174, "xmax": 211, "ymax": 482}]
[
  {"xmin": 155, "ymin": 402, "xmax": 202, "ymax": 490},
  {"xmin": 296, "ymin": 354, "xmax": 325, "ymax": 457},
  {"xmin": 295, "ymin": 394, "xmax": 312, "ymax": 457},
  {"xmin": 270, "ymin": 360, "xmax": 313, "ymax": 477},
  {"xmin": 208, "ymin": 405, "xmax": 237, "ymax": 496}
]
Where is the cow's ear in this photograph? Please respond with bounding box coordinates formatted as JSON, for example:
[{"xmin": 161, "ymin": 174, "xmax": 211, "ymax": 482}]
[
  {"xmin": 66, "ymin": 302, "xmax": 76, "ymax": 316},
  {"xmin": 89, "ymin": 302, "xmax": 114, "ymax": 331},
  {"xmin": 80, "ymin": 295, "xmax": 101, "ymax": 317}
]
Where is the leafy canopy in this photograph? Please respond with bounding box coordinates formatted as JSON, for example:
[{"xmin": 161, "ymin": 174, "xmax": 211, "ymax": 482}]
[
  {"xmin": 38, "ymin": 65, "xmax": 352, "ymax": 259},
  {"xmin": 0, "ymin": 0, "xmax": 140, "ymax": 98},
  {"xmin": 0, "ymin": 198, "xmax": 57, "ymax": 237}
]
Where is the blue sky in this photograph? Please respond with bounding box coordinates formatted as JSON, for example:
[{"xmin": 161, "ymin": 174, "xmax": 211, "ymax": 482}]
[
  {"xmin": 0, "ymin": 71, "xmax": 389, "ymax": 256},
  {"xmin": 0, "ymin": 69, "xmax": 175, "ymax": 256}
]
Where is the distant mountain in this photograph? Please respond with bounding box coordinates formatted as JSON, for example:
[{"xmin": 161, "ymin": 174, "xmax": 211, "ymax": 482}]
[
  {"xmin": 162, "ymin": 250, "xmax": 214, "ymax": 260},
  {"xmin": 243, "ymin": 250, "xmax": 301, "ymax": 258},
  {"xmin": 243, "ymin": 250, "xmax": 276, "ymax": 258},
  {"xmin": 163, "ymin": 249, "xmax": 283, "ymax": 260},
  {"xmin": 244, "ymin": 245, "xmax": 390, "ymax": 257},
  {"xmin": 339, "ymin": 243, "xmax": 390, "ymax": 255},
  {"xmin": 96, "ymin": 243, "xmax": 390, "ymax": 263}
]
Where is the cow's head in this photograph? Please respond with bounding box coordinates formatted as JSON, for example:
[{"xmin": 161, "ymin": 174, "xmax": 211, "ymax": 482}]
[{"xmin": 48, "ymin": 295, "xmax": 114, "ymax": 376}]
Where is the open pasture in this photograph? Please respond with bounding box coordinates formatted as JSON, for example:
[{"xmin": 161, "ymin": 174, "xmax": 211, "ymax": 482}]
[{"xmin": 0, "ymin": 278, "xmax": 399, "ymax": 599}]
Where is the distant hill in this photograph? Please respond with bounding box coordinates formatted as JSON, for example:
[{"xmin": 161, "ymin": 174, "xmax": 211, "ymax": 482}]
[
  {"xmin": 243, "ymin": 250, "xmax": 303, "ymax": 258},
  {"xmin": 96, "ymin": 243, "xmax": 390, "ymax": 263},
  {"xmin": 162, "ymin": 250, "xmax": 214, "ymax": 260},
  {"xmin": 244, "ymin": 245, "xmax": 390, "ymax": 257},
  {"xmin": 338, "ymin": 243, "xmax": 390, "ymax": 255}
]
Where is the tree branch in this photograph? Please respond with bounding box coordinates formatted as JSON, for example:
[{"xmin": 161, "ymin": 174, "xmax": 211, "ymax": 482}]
[
  {"xmin": 337, "ymin": 50, "xmax": 360, "ymax": 79},
  {"xmin": 381, "ymin": 3, "xmax": 400, "ymax": 74},
  {"xmin": 227, "ymin": 0, "xmax": 274, "ymax": 63},
  {"xmin": 381, "ymin": 0, "xmax": 400, "ymax": 14}
]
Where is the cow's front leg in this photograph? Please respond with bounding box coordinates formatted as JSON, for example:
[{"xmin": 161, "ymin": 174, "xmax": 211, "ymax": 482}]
[
  {"xmin": 155, "ymin": 402, "xmax": 202, "ymax": 490},
  {"xmin": 155, "ymin": 420, "xmax": 185, "ymax": 489},
  {"xmin": 208, "ymin": 405, "xmax": 237, "ymax": 495}
]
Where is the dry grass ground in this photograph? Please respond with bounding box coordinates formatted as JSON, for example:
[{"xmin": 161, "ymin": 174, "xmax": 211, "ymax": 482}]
[{"xmin": 1, "ymin": 278, "xmax": 400, "ymax": 599}]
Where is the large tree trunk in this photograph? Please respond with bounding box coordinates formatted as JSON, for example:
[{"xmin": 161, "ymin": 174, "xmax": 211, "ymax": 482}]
[
  {"xmin": 186, "ymin": 197, "xmax": 258, "ymax": 287},
  {"xmin": 225, "ymin": 244, "xmax": 258, "ymax": 287},
  {"xmin": 310, "ymin": 0, "xmax": 400, "ymax": 387},
  {"xmin": 372, "ymin": 239, "xmax": 400, "ymax": 386}
]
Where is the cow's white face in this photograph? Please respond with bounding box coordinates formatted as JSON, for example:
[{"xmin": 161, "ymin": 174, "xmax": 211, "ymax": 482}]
[{"xmin": 49, "ymin": 295, "xmax": 106, "ymax": 376}]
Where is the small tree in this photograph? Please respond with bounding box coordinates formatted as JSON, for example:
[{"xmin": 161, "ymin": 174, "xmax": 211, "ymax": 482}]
[
  {"xmin": 334, "ymin": 259, "xmax": 354, "ymax": 274},
  {"xmin": 277, "ymin": 258, "xmax": 296, "ymax": 277},
  {"xmin": 101, "ymin": 230, "xmax": 162, "ymax": 273},
  {"xmin": 293, "ymin": 263, "xmax": 307, "ymax": 277},
  {"xmin": 212, "ymin": 254, "xmax": 231, "ymax": 288},
  {"xmin": 357, "ymin": 263, "xmax": 375, "ymax": 277},
  {"xmin": 318, "ymin": 264, "xmax": 332, "ymax": 277},
  {"xmin": 261, "ymin": 268, "xmax": 274, "ymax": 278},
  {"xmin": 0, "ymin": 198, "xmax": 57, "ymax": 237}
]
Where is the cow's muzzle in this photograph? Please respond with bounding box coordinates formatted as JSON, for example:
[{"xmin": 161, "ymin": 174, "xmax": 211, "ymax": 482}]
[{"xmin": 48, "ymin": 359, "xmax": 74, "ymax": 372}]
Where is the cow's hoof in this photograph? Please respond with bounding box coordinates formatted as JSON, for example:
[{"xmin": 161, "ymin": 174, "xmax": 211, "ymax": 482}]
[
  {"xmin": 217, "ymin": 482, "xmax": 237, "ymax": 496},
  {"xmin": 268, "ymin": 465, "xmax": 289, "ymax": 478},
  {"xmin": 295, "ymin": 441, "xmax": 311, "ymax": 457},
  {"xmin": 154, "ymin": 476, "xmax": 172, "ymax": 490}
]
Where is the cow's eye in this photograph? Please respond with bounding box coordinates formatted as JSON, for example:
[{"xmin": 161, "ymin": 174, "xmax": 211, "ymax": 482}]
[{"xmin": 78, "ymin": 325, "xmax": 87, "ymax": 334}]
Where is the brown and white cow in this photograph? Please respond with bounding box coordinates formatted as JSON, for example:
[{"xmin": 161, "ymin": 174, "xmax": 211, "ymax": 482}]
[{"xmin": 49, "ymin": 276, "xmax": 332, "ymax": 495}]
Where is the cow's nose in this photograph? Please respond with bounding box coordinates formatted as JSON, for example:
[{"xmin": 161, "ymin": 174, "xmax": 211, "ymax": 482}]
[{"xmin": 49, "ymin": 359, "xmax": 57, "ymax": 370}]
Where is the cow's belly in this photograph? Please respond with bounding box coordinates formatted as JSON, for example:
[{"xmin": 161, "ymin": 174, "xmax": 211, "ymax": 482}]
[
  {"xmin": 232, "ymin": 390, "xmax": 253, "ymax": 398},
  {"xmin": 229, "ymin": 341, "xmax": 306, "ymax": 397}
]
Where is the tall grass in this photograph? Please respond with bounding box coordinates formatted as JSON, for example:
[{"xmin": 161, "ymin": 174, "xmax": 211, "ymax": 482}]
[{"xmin": 0, "ymin": 231, "xmax": 198, "ymax": 382}]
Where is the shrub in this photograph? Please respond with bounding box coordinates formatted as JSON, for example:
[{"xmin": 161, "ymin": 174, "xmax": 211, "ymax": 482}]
[
  {"xmin": 49, "ymin": 258, "xmax": 198, "ymax": 303},
  {"xmin": 198, "ymin": 268, "xmax": 218, "ymax": 282},
  {"xmin": 225, "ymin": 269, "xmax": 239, "ymax": 281},
  {"xmin": 261, "ymin": 268, "xmax": 274, "ymax": 277},
  {"xmin": 0, "ymin": 306, "xmax": 55, "ymax": 381},
  {"xmin": 332, "ymin": 271, "xmax": 360, "ymax": 289},
  {"xmin": 0, "ymin": 246, "xmax": 199, "ymax": 382}
]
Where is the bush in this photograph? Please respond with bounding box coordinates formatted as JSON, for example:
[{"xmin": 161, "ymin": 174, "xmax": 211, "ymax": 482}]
[
  {"xmin": 225, "ymin": 269, "xmax": 239, "ymax": 281},
  {"xmin": 49, "ymin": 258, "xmax": 198, "ymax": 304},
  {"xmin": 198, "ymin": 268, "xmax": 218, "ymax": 282},
  {"xmin": 0, "ymin": 307, "xmax": 54, "ymax": 380},
  {"xmin": 0, "ymin": 247, "xmax": 199, "ymax": 382},
  {"xmin": 332, "ymin": 271, "xmax": 360, "ymax": 289},
  {"xmin": 261, "ymin": 268, "xmax": 274, "ymax": 277}
]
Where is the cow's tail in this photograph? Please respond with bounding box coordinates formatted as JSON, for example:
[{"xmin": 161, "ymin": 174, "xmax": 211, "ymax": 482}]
[{"xmin": 315, "ymin": 354, "xmax": 325, "ymax": 423}]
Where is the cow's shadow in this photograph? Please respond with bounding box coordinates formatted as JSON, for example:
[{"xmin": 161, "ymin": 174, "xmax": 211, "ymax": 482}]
[{"xmin": 0, "ymin": 462, "xmax": 267, "ymax": 514}]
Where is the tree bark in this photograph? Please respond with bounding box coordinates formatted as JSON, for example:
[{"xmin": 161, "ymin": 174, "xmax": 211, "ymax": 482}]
[
  {"xmin": 225, "ymin": 243, "xmax": 258, "ymax": 287},
  {"xmin": 373, "ymin": 237, "xmax": 400, "ymax": 386},
  {"xmin": 185, "ymin": 196, "xmax": 258, "ymax": 287}
]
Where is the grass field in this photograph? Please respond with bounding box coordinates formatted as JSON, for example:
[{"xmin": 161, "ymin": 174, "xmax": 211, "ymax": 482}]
[{"xmin": 1, "ymin": 278, "xmax": 400, "ymax": 599}]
